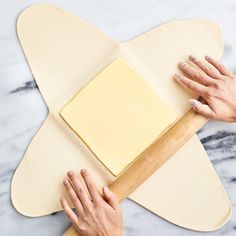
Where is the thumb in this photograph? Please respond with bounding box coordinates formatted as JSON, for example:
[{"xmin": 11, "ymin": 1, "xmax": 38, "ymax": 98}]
[
  {"xmin": 103, "ymin": 186, "xmax": 119, "ymax": 210},
  {"xmin": 189, "ymin": 99, "xmax": 216, "ymax": 119}
]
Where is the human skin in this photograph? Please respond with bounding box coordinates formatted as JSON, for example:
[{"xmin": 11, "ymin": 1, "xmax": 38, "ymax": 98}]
[
  {"xmin": 174, "ymin": 55, "xmax": 236, "ymax": 122},
  {"xmin": 61, "ymin": 169, "xmax": 123, "ymax": 236},
  {"xmin": 61, "ymin": 55, "xmax": 236, "ymax": 235}
]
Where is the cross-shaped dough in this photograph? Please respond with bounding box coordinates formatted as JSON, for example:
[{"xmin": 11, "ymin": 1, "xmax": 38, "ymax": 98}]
[{"xmin": 11, "ymin": 4, "xmax": 231, "ymax": 231}]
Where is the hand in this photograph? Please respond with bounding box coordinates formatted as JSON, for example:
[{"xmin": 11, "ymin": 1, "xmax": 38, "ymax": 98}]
[
  {"xmin": 61, "ymin": 169, "xmax": 123, "ymax": 236},
  {"xmin": 174, "ymin": 55, "xmax": 236, "ymax": 122}
]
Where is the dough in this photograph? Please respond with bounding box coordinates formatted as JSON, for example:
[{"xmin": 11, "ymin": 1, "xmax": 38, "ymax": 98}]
[
  {"xmin": 60, "ymin": 59, "xmax": 178, "ymax": 176},
  {"xmin": 12, "ymin": 4, "xmax": 232, "ymax": 231}
]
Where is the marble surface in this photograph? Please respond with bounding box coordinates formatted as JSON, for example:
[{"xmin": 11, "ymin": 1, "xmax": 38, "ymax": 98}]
[{"xmin": 0, "ymin": 0, "xmax": 236, "ymax": 235}]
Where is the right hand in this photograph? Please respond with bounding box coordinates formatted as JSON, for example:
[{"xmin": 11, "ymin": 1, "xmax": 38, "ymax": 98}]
[{"xmin": 174, "ymin": 55, "xmax": 236, "ymax": 122}]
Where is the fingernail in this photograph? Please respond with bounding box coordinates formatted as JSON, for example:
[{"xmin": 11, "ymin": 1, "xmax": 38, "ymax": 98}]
[
  {"xmin": 189, "ymin": 99, "xmax": 198, "ymax": 107},
  {"xmin": 68, "ymin": 171, "xmax": 73, "ymax": 177},
  {"xmin": 63, "ymin": 179, "xmax": 68, "ymax": 185},
  {"xmin": 179, "ymin": 62, "xmax": 186, "ymax": 68},
  {"xmin": 205, "ymin": 55, "xmax": 211, "ymax": 60},
  {"xmin": 189, "ymin": 55, "xmax": 197, "ymax": 61},
  {"xmin": 81, "ymin": 169, "xmax": 86, "ymax": 175},
  {"xmin": 174, "ymin": 74, "xmax": 181, "ymax": 80}
]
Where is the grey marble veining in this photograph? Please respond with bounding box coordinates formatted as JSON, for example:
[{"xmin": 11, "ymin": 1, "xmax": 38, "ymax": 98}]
[{"xmin": 0, "ymin": 0, "xmax": 236, "ymax": 235}]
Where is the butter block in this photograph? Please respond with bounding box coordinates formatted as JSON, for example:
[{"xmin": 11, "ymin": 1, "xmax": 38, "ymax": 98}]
[{"xmin": 60, "ymin": 59, "xmax": 177, "ymax": 176}]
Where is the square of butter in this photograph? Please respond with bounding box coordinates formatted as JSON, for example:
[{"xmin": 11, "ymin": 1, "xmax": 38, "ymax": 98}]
[{"xmin": 60, "ymin": 59, "xmax": 177, "ymax": 176}]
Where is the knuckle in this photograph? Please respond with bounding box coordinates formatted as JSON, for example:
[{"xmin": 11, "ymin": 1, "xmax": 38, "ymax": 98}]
[
  {"xmin": 85, "ymin": 206, "xmax": 95, "ymax": 216},
  {"xmin": 205, "ymin": 67, "xmax": 212, "ymax": 74},
  {"xmin": 71, "ymin": 197, "xmax": 78, "ymax": 206},
  {"xmin": 195, "ymin": 71, "xmax": 203, "ymax": 78},
  {"xmin": 93, "ymin": 200, "xmax": 101, "ymax": 209},
  {"xmin": 82, "ymin": 213, "xmax": 92, "ymax": 224},
  {"xmin": 87, "ymin": 182, "xmax": 94, "ymax": 190},
  {"xmin": 187, "ymin": 82, "xmax": 194, "ymax": 90},
  {"xmin": 83, "ymin": 213, "xmax": 91, "ymax": 222},
  {"xmin": 76, "ymin": 187, "xmax": 83, "ymax": 195},
  {"xmin": 198, "ymin": 88, "xmax": 206, "ymax": 96},
  {"xmin": 204, "ymin": 90, "xmax": 212, "ymax": 99},
  {"xmin": 77, "ymin": 223, "xmax": 87, "ymax": 232},
  {"xmin": 66, "ymin": 212, "xmax": 74, "ymax": 220},
  {"xmin": 215, "ymin": 79, "xmax": 227, "ymax": 92},
  {"xmin": 186, "ymin": 66, "xmax": 192, "ymax": 73},
  {"xmin": 76, "ymin": 185, "xmax": 83, "ymax": 195},
  {"xmin": 83, "ymin": 213, "xmax": 90, "ymax": 221},
  {"xmin": 71, "ymin": 195, "xmax": 77, "ymax": 203},
  {"xmin": 210, "ymin": 81, "xmax": 220, "ymax": 89}
]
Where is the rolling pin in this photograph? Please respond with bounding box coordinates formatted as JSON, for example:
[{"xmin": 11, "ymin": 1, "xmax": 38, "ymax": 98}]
[{"xmin": 64, "ymin": 108, "xmax": 208, "ymax": 236}]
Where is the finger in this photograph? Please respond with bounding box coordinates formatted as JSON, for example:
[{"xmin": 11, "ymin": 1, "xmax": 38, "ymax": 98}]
[
  {"xmin": 189, "ymin": 55, "xmax": 221, "ymax": 79},
  {"xmin": 205, "ymin": 56, "xmax": 232, "ymax": 76},
  {"xmin": 189, "ymin": 99, "xmax": 216, "ymax": 119},
  {"xmin": 63, "ymin": 179, "xmax": 84, "ymax": 215},
  {"xmin": 60, "ymin": 197, "xmax": 79, "ymax": 225},
  {"xmin": 174, "ymin": 74, "xmax": 206, "ymax": 96},
  {"xmin": 179, "ymin": 62, "xmax": 211, "ymax": 85},
  {"xmin": 67, "ymin": 171, "xmax": 93, "ymax": 211},
  {"xmin": 80, "ymin": 169, "xmax": 102, "ymax": 204},
  {"xmin": 103, "ymin": 186, "xmax": 119, "ymax": 211}
]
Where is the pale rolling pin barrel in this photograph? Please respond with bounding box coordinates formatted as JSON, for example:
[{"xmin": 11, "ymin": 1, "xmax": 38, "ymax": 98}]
[{"xmin": 64, "ymin": 108, "xmax": 208, "ymax": 236}]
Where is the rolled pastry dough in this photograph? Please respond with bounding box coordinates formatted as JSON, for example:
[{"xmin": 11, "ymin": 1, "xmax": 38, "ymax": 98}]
[
  {"xmin": 60, "ymin": 58, "xmax": 178, "ymax": 176},
  {"xmin": 12, "ymin": 4, "xmax": 232, "ymax": 232}
]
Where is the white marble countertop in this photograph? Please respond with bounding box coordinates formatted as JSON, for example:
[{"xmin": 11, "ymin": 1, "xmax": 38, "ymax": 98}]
[{"xmin": 0, "ymin": 0, "xmax": 236, "ymax": 235}]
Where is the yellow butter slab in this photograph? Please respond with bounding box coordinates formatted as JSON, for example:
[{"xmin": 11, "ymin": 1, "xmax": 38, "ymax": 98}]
[{"xmin": 60, "ymin": 58, "xmax": 177, "ymax": 176}]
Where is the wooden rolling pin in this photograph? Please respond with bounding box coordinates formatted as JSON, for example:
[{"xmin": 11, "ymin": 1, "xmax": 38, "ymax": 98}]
[{"xmin": 64, "ymin": 108, "xmax": 208, "ymax": 236}]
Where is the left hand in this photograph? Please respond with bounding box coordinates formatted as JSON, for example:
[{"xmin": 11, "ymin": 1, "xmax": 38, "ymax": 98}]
[{"xmin": 61, "ymin": 169, "xmax": 123, "ymax": 236}]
